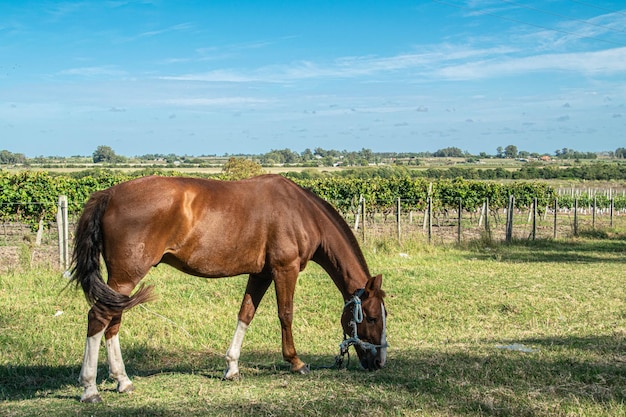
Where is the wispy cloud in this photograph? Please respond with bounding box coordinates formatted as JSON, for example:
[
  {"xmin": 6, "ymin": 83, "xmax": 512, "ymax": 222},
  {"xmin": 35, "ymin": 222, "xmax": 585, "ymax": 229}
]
[
  {"xmin": 439, "ymin": 0, "xmax": 626, "ymax": 51},
  {"xmin": 58, "ymin": 66, "xmax": 127, "ymax": 77},
  {"xmin": 45, "ymin": 1, "xmax": 91, "ymax": 20},
  {"xmin": 137, "ymin": 22, "xmax": 194, "ymax": 38},
  {"xmin": 157, "ymin": 43, "xmax": 626, "ymax": 85},
  {"xmin": 436, "ymin": 47, "xmax": 626, "ymax": 80},
  {"xmin": 162, "ymin": 97, "xmax": 270, "ymax": 107}
]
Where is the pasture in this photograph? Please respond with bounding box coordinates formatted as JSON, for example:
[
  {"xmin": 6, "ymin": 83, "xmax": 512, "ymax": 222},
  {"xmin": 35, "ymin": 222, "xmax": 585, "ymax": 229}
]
[{"xmin": 1, "ymin": 237, "xmax": 626, "ymax": 416}]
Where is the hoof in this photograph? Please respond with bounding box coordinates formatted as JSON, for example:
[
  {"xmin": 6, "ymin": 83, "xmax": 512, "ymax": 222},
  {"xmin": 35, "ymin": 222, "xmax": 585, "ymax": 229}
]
[
  {"xmin": 81, "ymin": 394, "xmax": 102, "ymax": 403},
  {"xmin": 295, "ymin": 364, "xmax": 310, "ymax": 375},
  {"xmin": 117, "ymin": 382, "xmax": 135, "ymax": 394},
  {"xmin": 223, "ymin": 371, "xmax": 240, "ymax": 381}
]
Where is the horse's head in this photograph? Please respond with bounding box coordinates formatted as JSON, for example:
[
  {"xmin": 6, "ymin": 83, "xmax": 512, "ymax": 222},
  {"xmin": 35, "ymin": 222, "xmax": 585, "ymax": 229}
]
[{"xmin": 340, "ymin": 274, "xmax": 387, "ymax": 371}]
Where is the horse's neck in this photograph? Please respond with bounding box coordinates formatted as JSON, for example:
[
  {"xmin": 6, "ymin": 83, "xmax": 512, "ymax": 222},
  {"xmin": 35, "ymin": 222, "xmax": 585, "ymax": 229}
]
[{"xmin": 315, "ymin": 230, "xmax": 370, "ymax": 299}]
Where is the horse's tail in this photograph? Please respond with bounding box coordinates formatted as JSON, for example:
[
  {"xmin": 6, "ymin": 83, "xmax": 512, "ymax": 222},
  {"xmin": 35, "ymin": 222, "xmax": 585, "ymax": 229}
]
[{"xmin": 70, "ymin": 190, "xmax": 155, "ymax": 312}]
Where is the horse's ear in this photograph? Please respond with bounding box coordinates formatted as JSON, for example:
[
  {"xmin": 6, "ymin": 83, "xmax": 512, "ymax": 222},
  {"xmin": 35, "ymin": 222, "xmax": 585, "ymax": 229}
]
[{"xmin": 365, "ymin": 274, "xmax": 383, "ymax": 293}]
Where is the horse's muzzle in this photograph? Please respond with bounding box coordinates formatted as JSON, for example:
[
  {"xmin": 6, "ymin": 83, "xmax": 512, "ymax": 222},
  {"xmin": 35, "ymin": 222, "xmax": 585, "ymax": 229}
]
[{"xmin": 359, "ymin": 350, "xmax": 386, "ymax": 371}]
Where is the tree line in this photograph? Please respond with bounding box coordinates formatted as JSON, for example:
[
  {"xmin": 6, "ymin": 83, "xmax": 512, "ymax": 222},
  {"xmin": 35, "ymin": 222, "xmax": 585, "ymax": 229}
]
[
  {"xmin": 2, "ymin": 145, "xmax": 626, "ymax": 167},
  {"xmin": 286, "ymin": 163, "xmax": 626, "ymax": 181}
]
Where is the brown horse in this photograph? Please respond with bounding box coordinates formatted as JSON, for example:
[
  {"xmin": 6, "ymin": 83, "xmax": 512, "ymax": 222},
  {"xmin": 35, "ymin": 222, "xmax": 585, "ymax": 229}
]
[{"xmin": 70, "ymin": 174, "xmax": 387, "ymax": 403}]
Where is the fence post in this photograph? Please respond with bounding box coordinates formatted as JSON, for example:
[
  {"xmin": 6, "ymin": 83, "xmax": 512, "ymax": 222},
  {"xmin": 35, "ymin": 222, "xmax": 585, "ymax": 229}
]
[
  {"xmin": 35, "ymin": 219, "xmax": 44, "ymax": 246},
  {"xmin": 610, "ymin": 197, "xmax": 614, "ymax": 228},
  {"xmin": 57, "ymin": 195, "xmax": 69, "ymax": 270},
  {"xmin": 592, "ymin": 196, "xmax": 596, "ymax": 229},
  {"xmin": 423, "ymin": 182, "xmax": 432, "ymax": 230},
  {"xmin": 532, "ymin": 197, "xmax": 537, "ymax": 241},
  {"xmin": 573, "ymin": 198, "xmax": 578, "ymax": 237},
  {"xmin": 354, "ymin": 194, "xmax": 363, "ymax": 231},
  {"xmin": 361, "ymin": 196, "xmax": 366, "ymax": 243},
  {"xmin": 396, "ymin": 197, "xmax": 401, "ymax": 243},
  {"xmin": 484, "ymin": 198, "xmax": 490, "ymax": 236},
  {"xmin": 506, "ymin": 195, "xmax": 514, "ymax": 242},
  {"xmin": 553, "ymin": 197, "xmax": 558, "ymax": 239},
  {"xmin": 457, "ymin": 197, "xmax": 462, "ymax": 245},
  {"xmin": 426, "ymin": 196, "xmax": 433, "ymax": 243}
]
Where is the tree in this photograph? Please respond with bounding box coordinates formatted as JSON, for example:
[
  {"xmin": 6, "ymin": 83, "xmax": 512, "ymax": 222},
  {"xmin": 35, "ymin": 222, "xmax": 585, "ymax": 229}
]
[
  {"xmin": 92, "ymin": 145, "xmax": 117, "ymax": 163},
  {"xmin": 504, "ymin": 145, "xmax": 518, "ymax": 159},
  {"xmin": 0, "ymin": 150, "xmax": 26, "ymax": 164},
  {"xmin": 221, "ymin": 157, "xmax": 264, "ymax": 180},
  {"xmin": 433, "ymin": 147, "xmax": 464, "ymax": 157},
  {"xmin": 359, "ymin": 148, "xmax": 373, "ymax": 162},
  {"xmin": 300, "ymin": 148, "xmax": 314, "ymax": 161}
]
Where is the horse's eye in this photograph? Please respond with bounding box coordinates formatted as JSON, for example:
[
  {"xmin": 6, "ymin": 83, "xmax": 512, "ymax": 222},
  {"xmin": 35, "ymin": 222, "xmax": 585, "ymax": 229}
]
[{"xmin": 366, "ymin": 316, "xmax": 377, "ymax": 323}]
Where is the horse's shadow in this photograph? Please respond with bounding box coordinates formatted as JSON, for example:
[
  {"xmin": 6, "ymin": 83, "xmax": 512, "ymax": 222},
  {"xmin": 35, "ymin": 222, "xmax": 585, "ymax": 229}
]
[
  {"xmin": 2, "ymin": 335, "xmax": 626, "ymax": 414},
  {"xmin": 0, "ymin": 347, "xmax": 343, "ymax": 402}
]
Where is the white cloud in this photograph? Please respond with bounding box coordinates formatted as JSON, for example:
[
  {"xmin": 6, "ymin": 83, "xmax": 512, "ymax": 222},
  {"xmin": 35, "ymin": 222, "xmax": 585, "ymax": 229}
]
[
  {"xmin": 156, "ymin": 45, "xmax": 516, "ymax": 84},
  {"xmin": 435, "ymin": 47, "xmax": 626, "ymax": 80},
  {"xmin": 137, "ymin": 22, "xmax": 194, "ymax": 38},
  {"xmin": 162, "ymin": 97, "xmax": 270, "ymax": 107},
  {"xmin": 158, "ymin": 42, "xmax": 625, "ymax": 86},
  {"xmin": 59, "ymin": 66, "xmax": 126, "ymax": 77}
]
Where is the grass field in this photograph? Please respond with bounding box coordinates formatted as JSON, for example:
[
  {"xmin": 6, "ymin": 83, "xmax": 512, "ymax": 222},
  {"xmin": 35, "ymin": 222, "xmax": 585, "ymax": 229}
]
[{"xmin": 1, "ymin": 236, "xmax": 626, "ymax": 416}]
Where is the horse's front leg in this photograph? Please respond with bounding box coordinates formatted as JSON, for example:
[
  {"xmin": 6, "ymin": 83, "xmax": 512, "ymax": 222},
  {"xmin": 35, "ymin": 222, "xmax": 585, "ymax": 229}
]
[
  {"xmin": 105, "ymin": 314, "xmax": 134, "ymax": 394},
  {"xmin": 274, "ymin": 269, "xmax": 309, "ymax": 374},
  {"xmin": 224, "ymin": 273, "xmax": 272, "ymax": 380}
]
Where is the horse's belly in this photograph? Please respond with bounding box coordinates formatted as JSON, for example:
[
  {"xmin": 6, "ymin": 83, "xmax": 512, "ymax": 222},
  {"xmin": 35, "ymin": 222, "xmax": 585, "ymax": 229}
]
[{"xmin": 161, "ymin": 243, "xmax": 266, "ymax": 278}]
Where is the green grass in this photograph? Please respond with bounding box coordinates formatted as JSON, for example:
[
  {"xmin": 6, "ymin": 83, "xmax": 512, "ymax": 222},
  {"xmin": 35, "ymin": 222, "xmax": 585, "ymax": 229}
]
[{"xmin": 1, "ymin": 237, "xmax": 626, "ymax": 416}]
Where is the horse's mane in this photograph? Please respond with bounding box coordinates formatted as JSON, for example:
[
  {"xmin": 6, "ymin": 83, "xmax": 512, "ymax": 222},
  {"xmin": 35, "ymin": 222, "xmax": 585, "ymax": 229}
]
[{"xmin": 297, "ymin": 183, "xmax": 372, "ymax": 278}]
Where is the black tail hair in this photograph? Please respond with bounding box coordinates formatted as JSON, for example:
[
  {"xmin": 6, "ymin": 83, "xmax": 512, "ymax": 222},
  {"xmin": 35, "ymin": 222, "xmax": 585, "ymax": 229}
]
[{"xmin": 70, "ymin": 190, "xmax": 154, "ymax": 312}]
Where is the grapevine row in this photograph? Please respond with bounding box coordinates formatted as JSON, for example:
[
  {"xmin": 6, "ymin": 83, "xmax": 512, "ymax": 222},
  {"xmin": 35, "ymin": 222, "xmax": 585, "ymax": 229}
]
[{"xmin": 1, "ymin": 171, "xmax": 624, "ymax": 229}]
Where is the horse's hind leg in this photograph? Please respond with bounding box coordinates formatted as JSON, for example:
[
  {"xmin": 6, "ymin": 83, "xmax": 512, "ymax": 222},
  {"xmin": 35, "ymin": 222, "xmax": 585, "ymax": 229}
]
[
  {"xmin": 102, "ymin": 267, "xmax": 153, "ymax": 395},
  {"xmin": 105, "ymin": 314, "xmax": 134, "ymax": 394},
  {"xmin": 224, "ymin": 273, "xmax": 272, "ymax": 380},
  {"xmin": 78, "ymin": 303, "xmax": 112, "ymax": 403},
  {"xmin": 79, "ymin": 267, "xmax": 148, "ymax": 401}
]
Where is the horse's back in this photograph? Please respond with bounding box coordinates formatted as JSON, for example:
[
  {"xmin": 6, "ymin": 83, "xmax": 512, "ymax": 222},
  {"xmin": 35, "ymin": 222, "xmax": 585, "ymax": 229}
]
[{"xmin": 99, "ymin": 175, "xmax": 322, "ymax": 278}]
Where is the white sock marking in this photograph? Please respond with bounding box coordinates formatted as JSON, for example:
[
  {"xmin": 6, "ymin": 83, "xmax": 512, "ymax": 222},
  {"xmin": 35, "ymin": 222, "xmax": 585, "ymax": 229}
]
[
  {"xmin": 106, "ymin": 333, "xmax": 133, "ymax": 392},
  {"xmin": 79, "ymin": 329, "xmax": 105, "ymax": 401},
  {"xmin": 224, "ymin": 320, "xmax": 248, "ymax": 379},
  {"xmin": 380, "ymin": 303, "xmax": 388, "ymax": 366}
]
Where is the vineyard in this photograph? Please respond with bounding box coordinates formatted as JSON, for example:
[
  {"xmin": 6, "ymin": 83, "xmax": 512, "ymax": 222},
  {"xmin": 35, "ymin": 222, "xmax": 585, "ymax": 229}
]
[{"xmin": 1, "ymin": 170, "xmax": 625, "ymax": 262}]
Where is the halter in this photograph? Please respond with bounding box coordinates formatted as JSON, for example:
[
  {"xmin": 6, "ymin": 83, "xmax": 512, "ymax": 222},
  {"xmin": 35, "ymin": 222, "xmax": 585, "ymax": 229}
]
[{"xmin": 335, "ymin": 288, "xmax": 388, "ymax": 369}]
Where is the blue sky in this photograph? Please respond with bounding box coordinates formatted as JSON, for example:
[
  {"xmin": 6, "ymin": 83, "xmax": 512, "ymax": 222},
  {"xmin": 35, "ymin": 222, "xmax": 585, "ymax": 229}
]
[{"xmin": 1, "ymin": 0, "xmax": 625, "ymax": 157}]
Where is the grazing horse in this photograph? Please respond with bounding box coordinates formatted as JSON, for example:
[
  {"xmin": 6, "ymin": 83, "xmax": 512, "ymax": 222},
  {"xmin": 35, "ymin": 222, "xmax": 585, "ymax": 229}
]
[{"xmin": 70, "ymin": 174, "xmax": 387, "ymax": 403}]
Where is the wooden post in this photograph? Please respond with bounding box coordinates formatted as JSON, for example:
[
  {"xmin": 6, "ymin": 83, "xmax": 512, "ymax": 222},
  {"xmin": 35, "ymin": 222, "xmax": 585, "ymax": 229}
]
[
  {"xmin": 35, "ymin": 219, "xmax": 44, "ymax": 245},
  {"xmin": 361, "ymin": 197, "xmax": 367, "ymax": 243},
  {"xmin": 610, "ymin": 197, "xmax": 614, "ymax": 228},
  {"xmin": 484, "ymin": 198, "xmax": 490, "ymax": 236},
  {"xmin": 553, "ymin": 197, "xmax": 558, "ymax": 239},
  {"xmin": 354, "ymin": 194, "xmax": 363, "ymax": 231},
  {"xmin": 506, "ymin": 195, "xmax": 514, "ymax": 243},
  {"xmin": 573, "ymin": 198, "xmax": 578, "ymax": 237},
  {"xmin": 57, "ymin": 195, "xmax": 69, "ymax": 270},
  {"xmin": 426, "ymin": 196, "xmax": 433, "ymax": 243},
  {"xmin": 396, "ymin": 197, "xmax": 401, "ymax": 243},
  {"xmin": 592, "ymin": 196, "xmax": 596, "ymax": 229},
  {"xmin": 423, "ymin": 182, "xmax": 433, "ymax": 230},
  {"xmin": 532, "ymin": 197, "xmax": 537, "ymax": 241},
  {"xmin": 457, "ymin": 197, "xmax": 462, "ymax": 245}
]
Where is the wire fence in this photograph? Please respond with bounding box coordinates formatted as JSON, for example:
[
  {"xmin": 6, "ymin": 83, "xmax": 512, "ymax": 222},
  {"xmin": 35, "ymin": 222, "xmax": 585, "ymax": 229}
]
[{"xmin": 1, "ymin": 195, "xmax": 624, "ymax": 272}]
